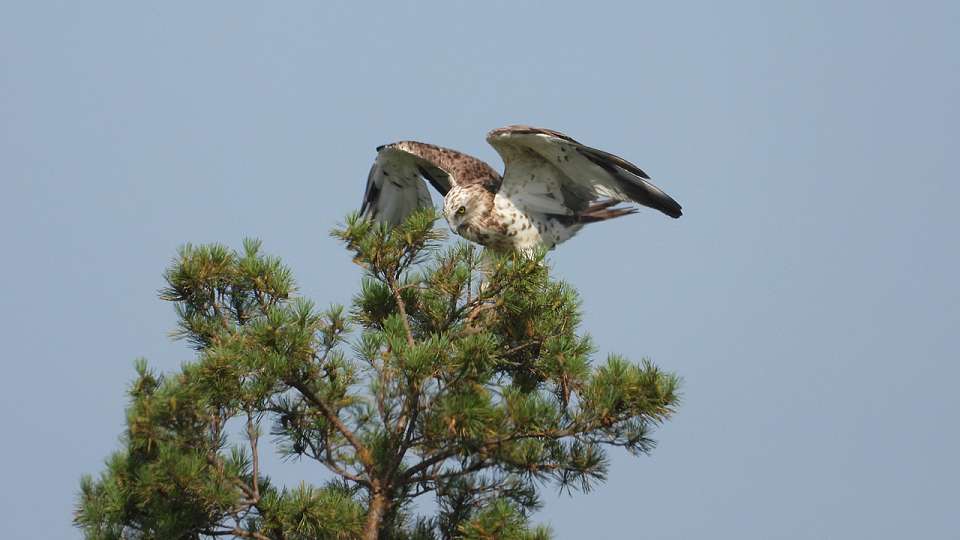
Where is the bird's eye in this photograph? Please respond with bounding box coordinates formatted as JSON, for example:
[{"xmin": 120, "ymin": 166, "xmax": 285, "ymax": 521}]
[{"xmin": 456, "ymin": 206, "xmax": 466, "ymax": 215}]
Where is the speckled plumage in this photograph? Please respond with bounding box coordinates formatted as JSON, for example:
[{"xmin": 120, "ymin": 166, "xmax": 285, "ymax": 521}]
[{"xmin": 360, "ymin": 125, "xmax": 683, "ymax": 252}]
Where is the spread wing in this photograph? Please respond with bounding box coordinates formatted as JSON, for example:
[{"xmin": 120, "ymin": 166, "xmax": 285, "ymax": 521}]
[
  {"xmin": 486, "ymin": 125, "xmax": 682, "ymax": 219},
  {"xmin": 360, "ymin": 141, "xmax": 500, "ymax": 225}
]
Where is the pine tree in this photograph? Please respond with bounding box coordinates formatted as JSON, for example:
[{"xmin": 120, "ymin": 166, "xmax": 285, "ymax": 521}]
[{"xmin": 75, "ymin": 210, "xmax": 681, "ymax": 540}]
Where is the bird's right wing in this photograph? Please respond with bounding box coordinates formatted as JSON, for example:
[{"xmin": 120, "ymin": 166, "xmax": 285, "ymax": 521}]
[
  {"xmin": 486, "ymin": 125, "xmax": 682, "ymax": 219},
  {"xmin": 360, "ymin": 141, "xmax": 499, "ymax": 226}
]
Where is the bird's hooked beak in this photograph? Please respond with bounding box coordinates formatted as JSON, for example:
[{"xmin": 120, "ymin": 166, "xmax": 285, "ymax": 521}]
[{"xmin": 446, "ymin": 211, "xmax": 466, "ymax": 234}]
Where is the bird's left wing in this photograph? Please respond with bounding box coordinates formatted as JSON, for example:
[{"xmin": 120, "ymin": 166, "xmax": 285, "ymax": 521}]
[
  {"xmin": 360, "ymin": 141, "xmax": 499, "ymax": 225},
  {"xmin": 486, "ymin": 125, "xmax": 683, "ymax": 219}
]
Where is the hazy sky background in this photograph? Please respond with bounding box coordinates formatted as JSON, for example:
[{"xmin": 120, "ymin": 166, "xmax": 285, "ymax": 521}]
[{"xmin": 2, "ymin": 1, "xmax": 958, "ymax": 538}]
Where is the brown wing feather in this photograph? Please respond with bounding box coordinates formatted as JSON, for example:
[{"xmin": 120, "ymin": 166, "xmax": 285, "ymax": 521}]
[{"xmin": 390, "ymin": 141, "xmax": 501, "ymax": 192}]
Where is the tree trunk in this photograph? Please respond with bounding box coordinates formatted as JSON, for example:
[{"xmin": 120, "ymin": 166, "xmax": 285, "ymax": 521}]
[{"xmin": 363, "ymin": 491, "xmax": 389, "ymax": 540}]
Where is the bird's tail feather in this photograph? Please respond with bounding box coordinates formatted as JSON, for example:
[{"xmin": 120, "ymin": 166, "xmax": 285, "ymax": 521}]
[{"xmin": 575, "ymin": 200, "xmax": 639, "ymax": 223}]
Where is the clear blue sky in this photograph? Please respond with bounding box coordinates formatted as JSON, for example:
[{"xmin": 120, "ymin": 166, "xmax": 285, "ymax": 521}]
[{"xmin": 2, "ymin": 1, "xmax": 957, "ymax": 538}]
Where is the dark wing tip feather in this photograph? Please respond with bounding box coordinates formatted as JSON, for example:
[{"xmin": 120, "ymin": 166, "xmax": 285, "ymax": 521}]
[
  {"xmin": 576, "ymin": 146, "xmax": 683, "ymax": 218},
  {"xmin": 577, "ymin": 145, "xmax": 650, "ymax": 179},
  {"xmin": 662, "ymin": 199, "xmax": 683, "ymax": 219},
  {"xmin": 645, "ymin": 185, "xmax": 682, "ymax": 218},
  {"xmin": 630, "ymin": 182, "xmax": 683, "ymax": 218}
]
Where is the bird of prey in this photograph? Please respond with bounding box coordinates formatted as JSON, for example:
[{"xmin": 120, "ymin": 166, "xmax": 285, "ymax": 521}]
[{"xmin": 360, "ymin": 125, "xmax": 682, "ymax": 252}]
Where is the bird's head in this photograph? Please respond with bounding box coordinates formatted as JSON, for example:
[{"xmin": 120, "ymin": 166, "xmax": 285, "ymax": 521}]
[{"xmin": 443, "ymin": 186, "xmax": 488, "ymax": 235}]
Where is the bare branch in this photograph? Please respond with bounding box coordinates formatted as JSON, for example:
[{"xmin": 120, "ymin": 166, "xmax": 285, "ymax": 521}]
[
  {"xmin": 245, "ymin": 412, "xmax": 261, "ymax": 500},
  {"xmin": 387, "ymin": 276, "xmax": 416, "ymax": 348},
  {"xmin": 202, "ymin": 527, "xmax": 273, "ymax": 540},
  {"xmin": 305, "ymin": 437, "xmax": 371, "ymax": 487},
  {"xmin": 289, "ymin": 380, "xmax": 376, "ymax": 474}
]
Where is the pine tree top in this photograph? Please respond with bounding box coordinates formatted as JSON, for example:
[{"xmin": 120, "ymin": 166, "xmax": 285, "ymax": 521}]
[{"xmin": 76, "ymin": 210, "xmax": 680, "ymax": 540}]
